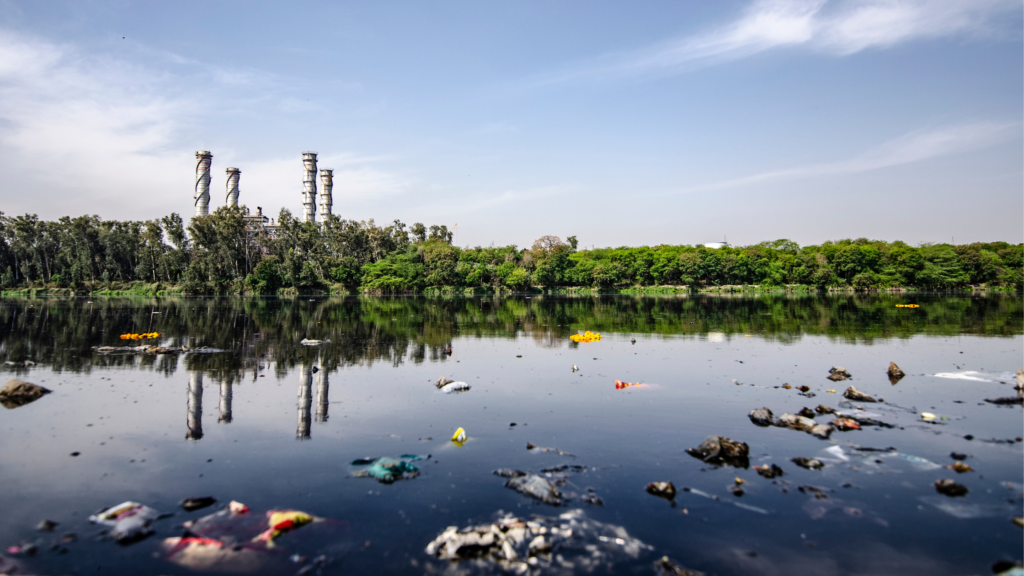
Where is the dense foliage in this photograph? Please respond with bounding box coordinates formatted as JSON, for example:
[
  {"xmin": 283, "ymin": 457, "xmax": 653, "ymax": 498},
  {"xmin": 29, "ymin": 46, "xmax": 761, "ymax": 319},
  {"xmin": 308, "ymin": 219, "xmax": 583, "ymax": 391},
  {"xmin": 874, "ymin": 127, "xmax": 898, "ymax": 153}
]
[{"xmin": 0, "ymin": 208, "xmax": 1020, "ymax": 294}]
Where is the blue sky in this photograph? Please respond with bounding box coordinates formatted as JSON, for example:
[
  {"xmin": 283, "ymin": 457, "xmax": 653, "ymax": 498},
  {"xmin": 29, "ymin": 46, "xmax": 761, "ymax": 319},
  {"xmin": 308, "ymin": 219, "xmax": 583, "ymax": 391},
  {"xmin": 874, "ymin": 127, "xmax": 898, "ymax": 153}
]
[{"xmin": 0, "ymin": 0, "xmax": 1020, "ymax": 248}]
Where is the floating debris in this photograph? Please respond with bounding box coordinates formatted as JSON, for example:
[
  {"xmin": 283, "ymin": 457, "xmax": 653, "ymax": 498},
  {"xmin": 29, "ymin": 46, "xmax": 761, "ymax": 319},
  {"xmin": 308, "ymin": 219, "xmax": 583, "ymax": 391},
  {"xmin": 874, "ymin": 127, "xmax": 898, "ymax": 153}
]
[
  {"xmin": 686, "ymin": 435, "xmax": 749, "ymax": 468},
  {"xmin": 791, "ymin": 457, "xmax": 824, "ymax": 470},
  {"xmin": 934, "ymin": 479, "xmax": 968, "ymax": 497},
  {"xmin": 89, "ymin": 501, "xmax": 160, "ymax": 544},
  {"xmin": 451, "ymin": 427, "xmax": 467, "ymax": 446},
  {"xmin": 843, "ymin": 386, "xmax": 877, "ymax": 403},
  {"xmin": 424, "ymin": 509, "xmax": 651, "ymax": 573},
  {"xmin": 570, "ymin": 331, "xmax": 602, "ymax": 343},
  {"xmin": 947, "ymin": 461, "xmax": 973, "ymax": 473},
  {"xmin": 299, "ymin": 338, "xmax": 330, "ymax": 346},
  {"xmin": 748, "ymin": 407, "xmax": 776, "ymax": 427},
  {"xmin": 827, "ymin": 367, "xmax": 851, "ymax": 382},
  {"xmin": 653, "ymin": 555, "xmax": 706, "ymax": 576},
  {"xmin": 985, "ymin": 397, "xmax": 1024, "ymax": 405},
  {"xmin": 526, "ymin": 443, "xmax": 576, "ymax": 457},
  {"xmin": 181, "ymin": 497, "xmax": 217, "ymax": 512},
  {"xmin": 351, "ymin": 455, "xmax": 424, "ymax": 483},
  {"xmin": 439, "ymin": 381, "xmax": 471, "ymax": 394},
  {"xmin": 646, "ymin": 482, "xmax": 677, "ymax": 501},
  {"xmin": 494, "ymin": 470, "xmax": 563, "ymax": 505},
  {"xmin": 754, "ymin": 464, "xmax": 784, "ymax": 479},
  {"xmin": 887, "ymin": 362, "xmax": 905, "ymax": 384}
]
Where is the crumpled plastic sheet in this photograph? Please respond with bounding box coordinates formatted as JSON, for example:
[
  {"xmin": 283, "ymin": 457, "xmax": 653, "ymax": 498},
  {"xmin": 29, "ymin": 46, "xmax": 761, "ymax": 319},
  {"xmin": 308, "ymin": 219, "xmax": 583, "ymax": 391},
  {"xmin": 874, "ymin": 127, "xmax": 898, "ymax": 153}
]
[
  {"xmin": 351, "ymin": 455, "xmax": 425, "ymax": 483},
  {"xmin": 424, "ymin": 509, "xmax": 653, "ymax": 575}
]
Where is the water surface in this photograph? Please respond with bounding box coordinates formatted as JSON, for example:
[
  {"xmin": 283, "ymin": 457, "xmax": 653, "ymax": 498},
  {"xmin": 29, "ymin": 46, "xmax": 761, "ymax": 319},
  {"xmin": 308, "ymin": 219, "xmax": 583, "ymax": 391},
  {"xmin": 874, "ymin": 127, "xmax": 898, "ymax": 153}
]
[{"xmin": 1, "ymin": 294, "xmax": 1021, "ymax": 575}]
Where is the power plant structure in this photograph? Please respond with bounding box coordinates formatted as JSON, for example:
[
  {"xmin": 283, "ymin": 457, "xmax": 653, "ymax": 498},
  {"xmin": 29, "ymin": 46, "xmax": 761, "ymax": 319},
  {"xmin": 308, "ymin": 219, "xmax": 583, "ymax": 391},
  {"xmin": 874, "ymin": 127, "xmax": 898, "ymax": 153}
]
[
  {"xmin": 191, "ymin": 150, "xmax": 334, "ymax": 232},
  {"xmin": 319, "ymin": 168, "xmax": 333, "ymax": 220},
  {"xmin": 194, "ymin": 151, "xmax": 213, "ymax": 217},
  {"xmin": 301, "ymin": 152, "xmax": 319, "ymax": 223},
  {"xmin": 225, "ymin": 167, "xmax": 241, "ymax": 207}
]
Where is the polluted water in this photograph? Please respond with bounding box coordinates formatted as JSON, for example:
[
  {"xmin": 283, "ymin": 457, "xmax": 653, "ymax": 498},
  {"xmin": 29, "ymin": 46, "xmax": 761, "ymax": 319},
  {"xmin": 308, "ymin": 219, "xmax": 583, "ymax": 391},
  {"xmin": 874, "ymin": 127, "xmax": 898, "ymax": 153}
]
[{"xmin": 0, "ymin": 294, "xmax": 1021, "ymax": 575}]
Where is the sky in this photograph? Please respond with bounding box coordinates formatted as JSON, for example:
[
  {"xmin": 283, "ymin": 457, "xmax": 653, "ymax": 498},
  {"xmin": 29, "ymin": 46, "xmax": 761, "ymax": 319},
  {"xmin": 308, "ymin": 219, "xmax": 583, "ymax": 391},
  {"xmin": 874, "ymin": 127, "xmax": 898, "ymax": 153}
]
[{"xmin": 0, "ymin": 0, "xmax": 1020, "ymax": 249}]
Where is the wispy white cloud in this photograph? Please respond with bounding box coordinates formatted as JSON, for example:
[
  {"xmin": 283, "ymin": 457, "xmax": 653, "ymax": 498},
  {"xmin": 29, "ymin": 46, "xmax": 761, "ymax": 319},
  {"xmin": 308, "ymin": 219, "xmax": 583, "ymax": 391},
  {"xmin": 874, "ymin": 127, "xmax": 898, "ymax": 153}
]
[
  {"xmin": 0, "ymin": 30, "xmax": 406, "ymax": 220},
  {"xmin": 663, "ymin": 121, "xmax": 1017, "ymax": 195},
  {"xmin": 537, "ymin": 0, "xmax": 1018, "ymax": 84}
]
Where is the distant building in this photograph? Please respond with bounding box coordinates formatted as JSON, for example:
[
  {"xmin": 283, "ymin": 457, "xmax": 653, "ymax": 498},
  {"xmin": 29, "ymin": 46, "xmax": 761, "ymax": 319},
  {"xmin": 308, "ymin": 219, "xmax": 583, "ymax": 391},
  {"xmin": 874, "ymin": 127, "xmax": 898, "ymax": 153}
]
[{"xmin": 703, "ymin": 242, "xmax": 730, "ymax": 249}]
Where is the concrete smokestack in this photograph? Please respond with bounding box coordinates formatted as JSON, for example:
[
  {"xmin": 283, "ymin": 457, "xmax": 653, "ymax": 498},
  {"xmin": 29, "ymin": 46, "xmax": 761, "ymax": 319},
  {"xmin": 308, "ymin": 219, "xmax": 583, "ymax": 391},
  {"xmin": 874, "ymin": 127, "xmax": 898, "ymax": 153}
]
[
  {"xmin": 301, "ymin": 152, "xmax": 318, "ymax": 223},
  {"xmin": 319, "ymin": 169, "xmax": 333, "ymax": 219},
  {"xmin": 194, "ymin": 151, "xmax": 213, "ymax": 217},
  {"xmin": 225, "ymin": 167, "xmax": 240, "ymax": 207}
]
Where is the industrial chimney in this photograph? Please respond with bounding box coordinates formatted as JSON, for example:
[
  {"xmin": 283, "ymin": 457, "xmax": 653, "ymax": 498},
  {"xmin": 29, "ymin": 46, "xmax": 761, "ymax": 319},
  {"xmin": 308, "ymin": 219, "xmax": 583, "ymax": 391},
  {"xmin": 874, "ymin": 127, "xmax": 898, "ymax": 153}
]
[
  {"xmin": 301, "ymin": 152, "xmax": 318, "ymax": 223},
  {"xmin": 225, "ymin": 167, "xmax": 241, "ymax": 207},
  {"xmin": 319, "ymin": 168, "xmax": 333, "ymax": 219},
  {"xmin": 194, "ymin": 151, "xmax": 213, "ymax": 217}
]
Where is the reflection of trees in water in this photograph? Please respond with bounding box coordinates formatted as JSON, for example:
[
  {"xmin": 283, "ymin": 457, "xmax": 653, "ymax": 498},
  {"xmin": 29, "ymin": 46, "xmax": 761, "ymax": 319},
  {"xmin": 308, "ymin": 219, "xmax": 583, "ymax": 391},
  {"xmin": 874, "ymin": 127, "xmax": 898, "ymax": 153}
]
[{"xmin": 0, "ymin": 295, "xmax": 1019, "ymax": 374}]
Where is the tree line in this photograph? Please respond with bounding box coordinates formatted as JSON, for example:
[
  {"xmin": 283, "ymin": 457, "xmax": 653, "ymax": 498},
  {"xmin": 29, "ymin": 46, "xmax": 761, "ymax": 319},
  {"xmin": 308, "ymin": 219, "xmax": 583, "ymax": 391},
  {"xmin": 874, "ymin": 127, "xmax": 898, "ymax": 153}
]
[{"xmin": 0, "ymin": 207, "xmax": 1020, "ymax": 294}]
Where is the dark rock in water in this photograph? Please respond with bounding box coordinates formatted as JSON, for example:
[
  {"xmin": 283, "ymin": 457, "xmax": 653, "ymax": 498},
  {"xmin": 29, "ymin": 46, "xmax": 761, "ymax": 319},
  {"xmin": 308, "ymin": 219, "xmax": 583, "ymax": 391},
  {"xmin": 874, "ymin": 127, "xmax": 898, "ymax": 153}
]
[
  {"xmin": 180, "ymin": 497, "xmax": 216, "ymax": 512},
  {"xmin": 797, "ymin": 407, "xmax": 816, "ymax": 419},
  {"xmin": 934, "ymin": 479, "xmax": 968, "ymax": 497},
  {"xmin": 985, "ymin": 397, "xmax": 1024, "ymax": 405},
  {"xmin": 843, "ymin": 386, "xmax": 877, "ymax": 402},
  {"xmin": 654, "ymin": 555, "xmax": 706, "ymax": 576},
  {"xmin": 728, "ymin": 485, "xmax": 745, "ymax": 497},
  {"xmin": 950, "ymin": 452, "xmax": 968, "ymax": 461},
  {"xmin": 37, "ymin": 519, "xmax": 58, "ymax": 532},
  {"xmin": 791, "ymin": 457, "xmax": 824, "ymax": 470},
  {"xmin": 754, "ymin": 464, "xmax": 784, "ymax": 479},
  {"xmin": 493, "ymin": 468, "xmax": 526, "ymax": 479},
  {"xmin": 815, "ymin": 405, "xmax": 835, "ymax": 415},
  {"xmin": 686, "ymin": 435, "xmax": 749, "ymax": 468},
  {"xmin": 887, "ymin": 362, "xmax": 905, "ymax": 384},
  {"xmin": 829, "ymin": 366, "xmax": 852, "ymax": 378},
  {"xmin": 0, "ymin": 378, "xmax": 52, "ymax": 409},
  {"xmin": 505, "ymin": 473, "xmax": 562, "ymax": 505},
  {"xmin": 747, "ymin": 407, "xmax": 775, "ymax": 427},
  {"xmin": 646, "ymin": 482, "xmax": 677, "ymax": 500}
]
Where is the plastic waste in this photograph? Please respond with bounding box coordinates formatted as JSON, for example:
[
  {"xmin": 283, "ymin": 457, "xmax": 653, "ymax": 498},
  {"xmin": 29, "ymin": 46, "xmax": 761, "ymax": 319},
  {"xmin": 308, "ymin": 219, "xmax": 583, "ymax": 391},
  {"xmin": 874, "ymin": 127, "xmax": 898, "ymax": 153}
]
[
  {"xmin": 570, "ymin": 331, "xmax": 602, "ymax": 343},
  {"xmin": 827, "ymin": 366, "xmax": 851, "ymax": 382},
  {"xmin": 255, "ymin": 511, "xmax": 314, "ymax": 547},
  {"xmin": 435, "ymin": 377, "xmax": 454, "ymax": 388},
  {"xmin": 947, "ymin": 461, "xmax": 973, "ymax": 473},
  {"xmin": 451, "ymin": 427, "xmax": 467, "ymax": 447},
  {"xmin": 748, "ymin": 407, "xmax": 775, "ymax": 427},
  {"xmin": 162, "ymin": 536, "xmax": 267, "ymax": 573},
  {"xmin": 438, "ymin": 381, "xmax": 470, "ymax": 394},
  {"xmin": 494, "ymin": 469, "xmax": 563, "ymax": 505},
  {"xmin": 425, "ymin": 509, "xmax": 651, "ymax": 573},
  {"xmin": 754, "ymin": 464, "xmax": 784, "ymax": 479},
  {"xmin": 89, "ymin": 501, "xmax": 161, "ymax": 544},
  {"xmin": 350, "ymin": 455, "xmax": 424, "ymax": 483}
]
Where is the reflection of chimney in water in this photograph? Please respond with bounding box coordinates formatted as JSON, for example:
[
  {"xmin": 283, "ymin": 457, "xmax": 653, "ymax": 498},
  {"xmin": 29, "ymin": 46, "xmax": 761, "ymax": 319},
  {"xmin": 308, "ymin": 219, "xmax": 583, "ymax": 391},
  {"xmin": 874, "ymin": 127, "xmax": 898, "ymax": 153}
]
[
  {"xmin": 315, "ymin": 369, "xmax": 329, "ymax": 423},
  {"xmin": 297, "ymin": 364, "xmax": 312, "ymax": 439},
  {"xmin": 218, "ymin": 381, "xmax": 233, "ymax": 423},
  {"xmin": 187, "ymin": 371, "xmax": 203, "ymax": 440}
]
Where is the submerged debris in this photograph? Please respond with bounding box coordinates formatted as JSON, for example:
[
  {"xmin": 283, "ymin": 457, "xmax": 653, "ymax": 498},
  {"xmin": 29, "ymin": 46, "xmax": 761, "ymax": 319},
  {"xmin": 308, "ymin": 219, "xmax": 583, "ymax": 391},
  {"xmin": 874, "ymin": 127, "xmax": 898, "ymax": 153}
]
[
  {"xmin": 494, "ymin": 470, "xmax": 563, "ymax": 505},
  {"xmin": 526, "ymin": 443, "xmax": 576, "ymax": 457},
  {"xmin": 754, "ymin": 464, "xmax": 784, "ymax": 479},
  {"xmin": 686, "ymin": 435, "xmax": 749, "ymax": 468},
  {"xmin": 934, "ymin": 479, "xmax": 969, "ymax": 497},
  {"xmin": 815, "ymin": 405, "xmax": 835, "ymax": 415},
  {"xmin": 809, "ymin": 424, "xmax": 833, "ymax": 439},
  {"xmin": 843, "ymin": 386, "xmax": 877, "ymax": 403},
  {"xmin": 424, "ymin": 509, "xmax": 652, "ymax": 574},
  {"xmin": 181, "ymin": 497, "xmax": 217, "ymax": 512},
  {"xmin": 646, "ymin": 482, "xmax": 677, "ymax": 501},
  {"xmin": 791, "ymin": 457, "xmax": 824, "ymax": 470},
  {"xmin": 351, "ymin": 455, "xmax": 424, "ymax": 483},
  {"xmin": 0, "ymin": 378, "xmax": 51, "ymax": 409},
  {"xmin": 654, "ymin": 555, "xmax": 706, "ymax": 575},
  {"xmin": 985, "ymin": 397, "xmax": 1024, "ymax": 405},
  {"xmin": 89, "ymin": 501, "xmax": 161, "ymax": 544}
]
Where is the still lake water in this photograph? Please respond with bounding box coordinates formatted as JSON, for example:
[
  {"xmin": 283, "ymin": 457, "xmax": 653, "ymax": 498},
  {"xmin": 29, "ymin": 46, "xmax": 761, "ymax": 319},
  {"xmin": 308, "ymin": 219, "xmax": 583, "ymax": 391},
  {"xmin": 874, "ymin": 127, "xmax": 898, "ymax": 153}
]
[{"xmin": 0, "ymin": 294, "xmax": 1021, "ymax": 575}]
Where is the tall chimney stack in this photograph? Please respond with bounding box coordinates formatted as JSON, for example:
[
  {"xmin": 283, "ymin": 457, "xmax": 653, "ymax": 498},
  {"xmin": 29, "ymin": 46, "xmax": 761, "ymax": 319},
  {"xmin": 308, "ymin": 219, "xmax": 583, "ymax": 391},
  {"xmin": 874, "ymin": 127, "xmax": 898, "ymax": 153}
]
[
  {"xmin": 194, "ymin": 151, "xmax": 213, "ymax": 217},
  {"xmin": 319, "ymin": 168, "xmax": 333, "ymax": 219},
  {"xmin": 301, "ymin": 152, "xmax": 318, "ymax": 223},
  {"xmin": 225, "ymin": 167, "xmax": 241, "ymax": 207}
]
